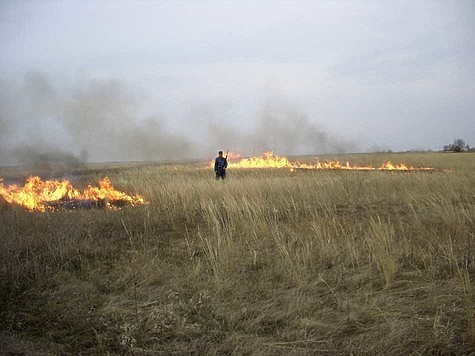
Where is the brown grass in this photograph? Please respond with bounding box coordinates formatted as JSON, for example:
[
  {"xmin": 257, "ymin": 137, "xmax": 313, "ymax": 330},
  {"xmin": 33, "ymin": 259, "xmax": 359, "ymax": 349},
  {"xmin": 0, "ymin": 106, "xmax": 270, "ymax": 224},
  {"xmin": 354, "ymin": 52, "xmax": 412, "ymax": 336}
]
[{"xmin": 1, "ymin": 152, "xmax": 474, "ymax": 354}]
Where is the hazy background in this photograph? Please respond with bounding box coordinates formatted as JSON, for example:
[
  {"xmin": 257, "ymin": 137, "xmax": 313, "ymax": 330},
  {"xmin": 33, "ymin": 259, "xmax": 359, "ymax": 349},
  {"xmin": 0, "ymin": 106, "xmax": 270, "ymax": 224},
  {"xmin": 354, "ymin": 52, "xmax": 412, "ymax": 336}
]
[{"xmin": 1, "ymin": 0, "xmax": 474, "ymax": 165}]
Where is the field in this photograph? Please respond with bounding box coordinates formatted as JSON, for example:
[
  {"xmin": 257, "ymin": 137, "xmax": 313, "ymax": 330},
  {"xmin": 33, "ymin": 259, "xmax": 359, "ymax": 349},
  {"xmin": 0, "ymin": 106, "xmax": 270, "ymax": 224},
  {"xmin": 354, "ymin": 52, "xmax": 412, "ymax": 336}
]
[{"xmin": 1, "ymin": 152, "xmax": 474, "ymax": 355}]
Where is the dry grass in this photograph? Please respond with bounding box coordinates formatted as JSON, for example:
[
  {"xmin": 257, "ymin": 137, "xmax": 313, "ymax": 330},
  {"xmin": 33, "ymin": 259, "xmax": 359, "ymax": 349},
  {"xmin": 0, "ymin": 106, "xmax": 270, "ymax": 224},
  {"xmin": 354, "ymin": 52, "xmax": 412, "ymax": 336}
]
[{"xmin": 1, "ymin": 152, "xmax": 474, "ymax": 354}]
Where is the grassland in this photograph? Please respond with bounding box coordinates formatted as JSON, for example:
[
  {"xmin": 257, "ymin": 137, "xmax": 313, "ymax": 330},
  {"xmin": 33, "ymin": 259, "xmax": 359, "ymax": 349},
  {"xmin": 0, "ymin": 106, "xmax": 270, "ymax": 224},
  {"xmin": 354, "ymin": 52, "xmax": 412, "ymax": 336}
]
[{"xmin": 1, "ymin": 152, "xmax": 474, "ymax": 355}]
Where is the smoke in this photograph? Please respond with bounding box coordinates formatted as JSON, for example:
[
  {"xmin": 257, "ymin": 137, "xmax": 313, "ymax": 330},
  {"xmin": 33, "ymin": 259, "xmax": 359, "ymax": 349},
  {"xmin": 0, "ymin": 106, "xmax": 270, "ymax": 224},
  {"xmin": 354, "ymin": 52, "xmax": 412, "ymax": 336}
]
[
  {"xmin": 249, "ymin": 99, "xmax": 354, "ymax": 155},
  {"xmin": 0, "ymin": 70, "xmax": 355, "ymax": 167},
  {"xmin": 187, "ymin": 95, "xmax": 355, "ymax": 157},
  {"xmin": 11, "ymin": 144, "xmax": 82, "ymax": 168},
  {"xmin": 0, "ymin": 71, "xmax": 191, "ymax": 166},
  {"xmin": 60, "ymin": 78, "xmax": 191, "ymax": 162}
]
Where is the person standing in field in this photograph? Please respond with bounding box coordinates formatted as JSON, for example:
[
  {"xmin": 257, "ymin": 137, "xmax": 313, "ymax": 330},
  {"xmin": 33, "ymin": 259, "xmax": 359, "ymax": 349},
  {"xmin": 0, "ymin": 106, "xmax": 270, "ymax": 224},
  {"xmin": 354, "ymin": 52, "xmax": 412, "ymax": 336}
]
[{"xmin": 214, "ymin": 150, "xmax": 228, "ymax": 180}]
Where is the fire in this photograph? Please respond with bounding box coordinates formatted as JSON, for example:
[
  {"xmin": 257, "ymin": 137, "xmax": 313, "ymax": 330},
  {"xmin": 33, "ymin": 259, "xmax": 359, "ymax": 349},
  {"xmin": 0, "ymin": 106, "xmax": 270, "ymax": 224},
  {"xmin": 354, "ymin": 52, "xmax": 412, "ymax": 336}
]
[
  {"xmin": 210, "ymin": 151, "xmax": 434, "ymax": 171},
  {"xmin": 229, "ymin": 151, "xmax": 293, "ymax": 169},
  {"xmin": 225, "ymin": 152, "xmax": 241, "ymax": 161},
  {"xmin": 0, "ymin": 176, "xmax": 147, "ymax": 212}
]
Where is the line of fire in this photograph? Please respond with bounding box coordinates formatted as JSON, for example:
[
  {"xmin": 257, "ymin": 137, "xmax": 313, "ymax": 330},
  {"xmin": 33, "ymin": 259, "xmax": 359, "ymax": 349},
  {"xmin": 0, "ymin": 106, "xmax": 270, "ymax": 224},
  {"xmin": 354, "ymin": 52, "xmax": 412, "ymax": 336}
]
[
  {"xmin": 209, "ymin": 151, "xmax": 434, "ymax": 172},
  {"xmin": 1, "ymin": 151, "xmax": 436, "ymax": 212}
]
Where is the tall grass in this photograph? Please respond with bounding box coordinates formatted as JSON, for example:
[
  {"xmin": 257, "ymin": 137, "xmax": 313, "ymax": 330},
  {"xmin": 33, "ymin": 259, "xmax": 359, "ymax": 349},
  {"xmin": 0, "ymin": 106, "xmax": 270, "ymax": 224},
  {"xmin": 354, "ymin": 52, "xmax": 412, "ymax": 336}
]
[{"xmin": 1, "ymin": 152, "xmax": 474, "ymax": 354}]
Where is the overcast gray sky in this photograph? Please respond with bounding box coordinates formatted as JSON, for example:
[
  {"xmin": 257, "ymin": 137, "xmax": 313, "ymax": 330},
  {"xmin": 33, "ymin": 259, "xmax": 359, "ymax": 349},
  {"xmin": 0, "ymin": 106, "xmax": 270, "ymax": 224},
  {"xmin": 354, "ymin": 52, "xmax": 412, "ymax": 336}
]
[{"xmin": 1, "ymin": 0, "xmax": 474, "ymax": 164}]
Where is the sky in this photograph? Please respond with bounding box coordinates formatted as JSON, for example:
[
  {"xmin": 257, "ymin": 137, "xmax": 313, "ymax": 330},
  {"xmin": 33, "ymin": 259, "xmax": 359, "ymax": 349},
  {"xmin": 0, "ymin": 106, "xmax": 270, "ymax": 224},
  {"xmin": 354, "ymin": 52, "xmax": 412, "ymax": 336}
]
[{"xmin": 0, "ymin": 0, "xmax": 474, "ymax": 164}]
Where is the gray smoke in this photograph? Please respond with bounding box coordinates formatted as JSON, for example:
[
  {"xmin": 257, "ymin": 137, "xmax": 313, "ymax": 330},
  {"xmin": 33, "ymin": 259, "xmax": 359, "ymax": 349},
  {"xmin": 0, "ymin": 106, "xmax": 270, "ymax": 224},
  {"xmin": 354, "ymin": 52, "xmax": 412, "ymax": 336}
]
[
  {"xmin": 60, "ymin": 78, "xmax": 191, "ymax": 162},
  {"xmin": 0, "ymin": 71, "xmax": 355, "ymax": 167},
  {"xmin": 187, "ymin": 96, "xmax": 355, "ymax": 158},
  {"xmin": 0, "ymin": 71, "xmax": 191, "ymax": 166},
  {"xmin": 249, "ymin": 100, "xmax": 353, "ymax": 155}
]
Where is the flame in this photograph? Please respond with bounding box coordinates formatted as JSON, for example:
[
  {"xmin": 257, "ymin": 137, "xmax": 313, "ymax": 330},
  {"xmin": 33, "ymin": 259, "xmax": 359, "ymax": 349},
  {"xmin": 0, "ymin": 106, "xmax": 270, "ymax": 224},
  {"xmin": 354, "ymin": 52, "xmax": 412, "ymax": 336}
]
[
  {"xmin": 225, "ymin": 152, "xmax": 241, "ymax": 161},
  {"xmin": 0, "ymin": 176, "xmax": 147, "ymax": 212},
  {"xmin": 210, "ymin": 151, "xmax": 434, "ymax": 172}
]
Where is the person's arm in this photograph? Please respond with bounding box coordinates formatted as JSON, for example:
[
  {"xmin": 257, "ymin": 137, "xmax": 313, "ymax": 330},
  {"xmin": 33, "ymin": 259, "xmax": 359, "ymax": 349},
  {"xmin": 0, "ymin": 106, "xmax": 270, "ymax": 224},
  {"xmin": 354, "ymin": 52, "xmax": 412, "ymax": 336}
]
[
  {"xmin": 224, "ymin": 158, "xmax": 228, "ymax": 169},
  {"xmin": 214, "ymin": 158, "xmax": 218, "ymax": 171}
]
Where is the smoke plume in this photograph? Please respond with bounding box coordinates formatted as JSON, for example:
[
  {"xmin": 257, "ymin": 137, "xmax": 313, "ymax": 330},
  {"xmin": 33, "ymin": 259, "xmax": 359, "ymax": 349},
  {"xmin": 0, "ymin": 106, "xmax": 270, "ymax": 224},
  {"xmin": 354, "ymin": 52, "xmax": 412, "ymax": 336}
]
[
  {"xmin": 0, "ymin": 71, "xmax": 191, "ymax": 166},
  {"xmin": 0, "ymin": 71, "xmax": 354, "ymax": 167},
  {"xmin": 186, "ymin": 96, "xmax": 355, "ymax": 157}
]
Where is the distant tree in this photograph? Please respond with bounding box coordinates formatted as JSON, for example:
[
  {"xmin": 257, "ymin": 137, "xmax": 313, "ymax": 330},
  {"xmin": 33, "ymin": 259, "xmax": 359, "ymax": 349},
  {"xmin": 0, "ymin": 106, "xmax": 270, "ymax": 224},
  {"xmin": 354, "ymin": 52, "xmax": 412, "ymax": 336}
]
[
  {"xmin": 452, "ymin": 139, "xmax": 466, "ymax": 152},
  {"xmin": 443, "ymin": 139, "xmax": 469, "ymax": 152}
]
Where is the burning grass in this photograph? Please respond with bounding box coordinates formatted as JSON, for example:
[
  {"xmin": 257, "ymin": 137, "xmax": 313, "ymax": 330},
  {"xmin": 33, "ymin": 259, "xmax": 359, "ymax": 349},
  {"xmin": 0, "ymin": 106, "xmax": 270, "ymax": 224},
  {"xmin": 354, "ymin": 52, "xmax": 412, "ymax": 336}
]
[
  {"xmin": 0, "ymin": 152, "xmax": 474, "ymax": 354},
  {"xmin": 211, "ymin": 151, "xmax": 435, "ymax": 171},
  {"xmin": 0, "ymin": 176, "xmax": 147, "ymax": 211}
]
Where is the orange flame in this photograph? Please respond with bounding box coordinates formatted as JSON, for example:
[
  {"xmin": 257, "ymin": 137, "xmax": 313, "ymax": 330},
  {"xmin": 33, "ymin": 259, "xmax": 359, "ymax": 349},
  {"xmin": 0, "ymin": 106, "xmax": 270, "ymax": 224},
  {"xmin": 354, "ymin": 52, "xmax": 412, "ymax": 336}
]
[
  {"xmin": 0, "ymin": 176, "xmax": 147, "ymax": 212},
  {"xmin": 210, "ymin": 151, "xmax": 434, "ymax": 172}
]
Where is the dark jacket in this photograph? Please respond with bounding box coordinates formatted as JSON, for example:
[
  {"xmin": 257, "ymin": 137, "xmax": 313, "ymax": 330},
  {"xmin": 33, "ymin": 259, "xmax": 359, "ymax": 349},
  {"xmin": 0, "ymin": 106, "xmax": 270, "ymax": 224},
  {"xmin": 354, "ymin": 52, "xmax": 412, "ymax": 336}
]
[{"xmin": 214, "ymin": 156, "xmax": 228, "ymax": 172}]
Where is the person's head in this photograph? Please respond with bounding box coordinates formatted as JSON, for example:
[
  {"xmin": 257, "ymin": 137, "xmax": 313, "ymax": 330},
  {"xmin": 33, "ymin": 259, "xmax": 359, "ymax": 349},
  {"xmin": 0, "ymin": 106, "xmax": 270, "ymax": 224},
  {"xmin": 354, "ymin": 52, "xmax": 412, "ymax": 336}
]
[{"xmin": 218, "ymin": 151, "xmax": 223, "ymax": 156}]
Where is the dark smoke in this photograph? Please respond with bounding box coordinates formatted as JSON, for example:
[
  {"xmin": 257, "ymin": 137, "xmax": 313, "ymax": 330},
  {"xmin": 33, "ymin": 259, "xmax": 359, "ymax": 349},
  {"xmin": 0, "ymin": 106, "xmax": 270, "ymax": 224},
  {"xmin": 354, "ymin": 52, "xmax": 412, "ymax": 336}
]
[{"xmin": 11, "ymin": 145, "xmax": 82, "ymax": 166}]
